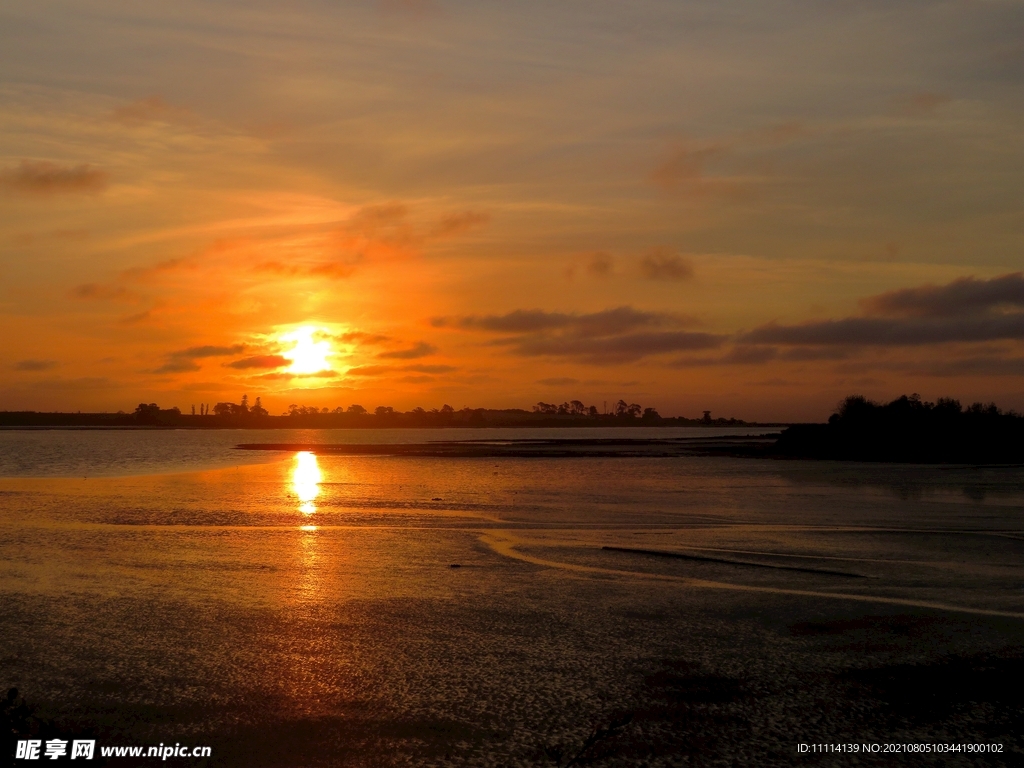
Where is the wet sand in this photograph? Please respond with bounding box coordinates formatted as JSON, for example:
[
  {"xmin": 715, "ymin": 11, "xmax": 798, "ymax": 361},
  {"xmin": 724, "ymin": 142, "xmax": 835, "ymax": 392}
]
[{"xmin": 1, "ymin": 453, "xmax": 1023, "ymax": 766}]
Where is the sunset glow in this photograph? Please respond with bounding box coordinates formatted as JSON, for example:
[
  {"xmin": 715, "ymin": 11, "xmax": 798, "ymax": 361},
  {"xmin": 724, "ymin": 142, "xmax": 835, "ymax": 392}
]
[
  {"xmin": 1, "ymin": 1, "xmax": 1021, "ymax": 421},
  {"xmin": 280, "ymin": 327, "xmax": 334, "ymax": 376}
]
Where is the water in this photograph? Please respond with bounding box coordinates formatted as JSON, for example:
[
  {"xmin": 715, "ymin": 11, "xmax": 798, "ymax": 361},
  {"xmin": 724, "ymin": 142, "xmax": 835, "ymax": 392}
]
[
  {"xmin": 0, "ymin": 427, "xmax": 765, "ymax": 478},
  {"xmin": 1, "ymin": 431, "xmax": 1023, "ymax": 765}
]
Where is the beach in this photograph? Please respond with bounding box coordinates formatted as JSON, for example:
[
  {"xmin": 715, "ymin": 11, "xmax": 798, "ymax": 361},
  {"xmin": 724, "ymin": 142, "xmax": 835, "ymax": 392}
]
[{"xmin": 1, "ymin": 430, "xmax": 1023, "ymax": 766}]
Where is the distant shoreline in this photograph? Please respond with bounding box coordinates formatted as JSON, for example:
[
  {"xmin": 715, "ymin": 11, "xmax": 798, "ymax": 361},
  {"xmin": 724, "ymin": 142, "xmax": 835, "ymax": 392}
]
[{"xmin": 0, "ymin": 411, "xmax": 775, "ymax": 429}]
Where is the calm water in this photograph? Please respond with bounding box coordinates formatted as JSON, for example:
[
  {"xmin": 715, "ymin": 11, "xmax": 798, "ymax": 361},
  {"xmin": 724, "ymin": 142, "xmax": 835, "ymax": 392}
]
[
  {"xmin": 0, "ymin": 427, "xmax": 765, "ymax": 478},
  {"xmin": 1, "ymin": 430, "xmax": 1023, "ymax": 765}
]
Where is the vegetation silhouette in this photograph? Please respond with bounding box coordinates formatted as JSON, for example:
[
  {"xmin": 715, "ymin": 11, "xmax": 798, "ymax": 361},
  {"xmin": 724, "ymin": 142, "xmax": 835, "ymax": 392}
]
[
  {"xmin": 0, "ymin": 396, "xmax": 750, "ymax": 429},
  {"xmin": 775, "ymin": 393, "xmax": 1024, "ymax": 463}
]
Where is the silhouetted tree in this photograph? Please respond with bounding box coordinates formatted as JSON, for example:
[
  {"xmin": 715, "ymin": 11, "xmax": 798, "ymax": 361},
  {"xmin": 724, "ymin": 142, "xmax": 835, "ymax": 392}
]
[
  {"xmin": 375, "ymin": 406, "xmax": 395, "ymax": 417},
  {"xmin": 347, "ymin": 404, "xmax": 367, "ymax": 415},
  {"xmin": 251, "ymin": 397, "xmax": 268, "ymax": 417}
]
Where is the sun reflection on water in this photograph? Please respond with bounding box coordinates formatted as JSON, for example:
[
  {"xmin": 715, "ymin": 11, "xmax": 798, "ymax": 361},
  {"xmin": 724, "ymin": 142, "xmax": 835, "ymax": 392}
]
[{"xmin": 292, "ymin": 451, "xmax": 322, "ymax": 515}]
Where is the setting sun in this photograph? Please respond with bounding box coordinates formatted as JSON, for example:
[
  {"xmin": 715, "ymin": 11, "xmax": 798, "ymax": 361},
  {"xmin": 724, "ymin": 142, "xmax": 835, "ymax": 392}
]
[{"xmin": 280, "ymin": 326, "xmax": 333, "ymax": 375}]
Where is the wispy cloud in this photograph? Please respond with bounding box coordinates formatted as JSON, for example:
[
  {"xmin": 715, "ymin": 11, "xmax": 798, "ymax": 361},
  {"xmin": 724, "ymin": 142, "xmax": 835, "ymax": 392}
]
[
  {"xmin": 0, "ymin": 161, "xmax": 107, "ymax": 195},
  {"xmin": 377, "ymin": 342, "xmax": 437, "ymax": 359},
  {"xmin": 638, "ymin": 248, "xmax": 694, "ymax": 282},
  {"xmin": 226, "ymin": 354, "xmax": 289, "ymax": 369},
  {"xmin": 13, "ymin": 359, "xmax": 58, "ymax": 371}
]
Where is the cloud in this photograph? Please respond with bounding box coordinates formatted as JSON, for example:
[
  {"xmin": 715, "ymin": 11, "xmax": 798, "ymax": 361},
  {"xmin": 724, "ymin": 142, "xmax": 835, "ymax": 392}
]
[
  {"xmin": 669, "ymin": 345, "xmax": 779, "ymax": 367},
  {"xmin": 638, "ymin": 248, "xmax": 695, "ymax": 281},
  {"xmin": 120, "ymin": 257, "xmax": 194, "ymax": 281},
  {"xmin": 13, "ymin": 359, "xmax": 57, "ymax": 371},
  {"xmin": 0, "ymin": 161, "xmax": 108, "ymax": 195},
  {"xmin": 257, "ymin": 369, "xmax": 338, "ymax": 380},
  {"xmin": 564, "ymin": 252, "xmax": 613, "ymax": 281},
  {"xmin": 435, "ymin": 306, "xmax": 689, "ymax": 335},
  {"xmin": 436, "ymin": 306, "xmax": 715, "ymax": 363},
  {"xmin": 430, "ymin": 211, "xmax": 489, "ymax": 239},
  {"xmin": 587, "ymin": 252, "xmax": 613, "ymax": 277},
  {"xmin": 861, "ymin": 273, "xmax": 1024, "ymax": 318},
  {"xmin": 155, "ymin": 344, "xmax": 247, "ymax": 374},
  {"xmin": 226, "ymin": 355, "xmax": 289, "ymax": 369},
  {"xmin": 897, "ymin": 92, "xmax": 951, "ymax": 116},
  {"xmin": 344, "ymin": 365, "xmax": 390, "ymax": 377},
  {"xmin": 155, "ymin": 359, "xmax": 201, "ymax": 374},
  {"xmin": 336, "ymin": 331, "xmax": 391, "ymax": 345},
  {"xmin": 71, "ymin": 283, "xmax": 133, "ymax": 301},
  {"xmin": 403, "ymin": 363, "xmax": 457, "ymax": 373},
  {"xmin": 344, "ymin": 362, "xmax": 455, "ymax": 377},
  {"xmin": 537, "ymin": 377, "xmax": 580, "ymax": 386},
  {"xmin": 875, "ymin": 356, "xmax": 1024, "ymax": 378},
  {"xmin": 650, "ymin": 143, "xmax": 727, "ymax": 190},
  {"xmin": 377, "ymin": 341, "xmax": 437, "ymax": 359},
  {"xmin": 253, "ymin": 260, "xmax": 356, "ymax": 280},
  {"xmin": 502, "ymin": 331, "xmax": 724, "ymax": 364},
  {"xmin": 109, "ymin": 96, "xmax": 193, "ymax": 126},
  {"xmin": 742, "ymin": 315, "xmax": 1024, "ymax": 346},
  {"xmin": 742, "ymin": 274, "xmax": 1024, "ymax": 348},
  {"xmin": 174, "ymin": 345, "xmax": 247, "ymax": 358}
]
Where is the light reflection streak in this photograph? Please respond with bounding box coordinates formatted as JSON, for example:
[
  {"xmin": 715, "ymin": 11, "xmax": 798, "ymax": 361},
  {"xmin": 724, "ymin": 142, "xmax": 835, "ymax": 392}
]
[{"xmin": 292, "ymin": 451, "xmax": 322, "ymax": 516}]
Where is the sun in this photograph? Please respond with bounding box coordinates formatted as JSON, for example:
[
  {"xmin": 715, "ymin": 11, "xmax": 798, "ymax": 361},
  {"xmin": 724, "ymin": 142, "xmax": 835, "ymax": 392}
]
[{"xmin": 279, "ymin": 326, "xmax": 333, "ymax": 375}]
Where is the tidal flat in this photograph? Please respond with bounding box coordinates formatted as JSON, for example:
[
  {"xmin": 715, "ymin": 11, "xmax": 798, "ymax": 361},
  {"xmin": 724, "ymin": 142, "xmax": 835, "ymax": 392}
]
[{"xmin": 1, "ymin": 430, "xmax": 1023, "ymax": 766}]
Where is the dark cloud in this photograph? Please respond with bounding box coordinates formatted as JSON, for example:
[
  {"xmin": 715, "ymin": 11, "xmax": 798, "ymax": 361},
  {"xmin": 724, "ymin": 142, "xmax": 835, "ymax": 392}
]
[
  {"xmin": 226, "ymin": 355, "xmax": 289, "ymax": 369},
  {"xmin": 741, "ymin": 314, "xmax": 1024, "ymax": 347},
  {"xmin": 14, "ymin": 359, "xmax": 57, "ymax": 371},
  {"xmin": 155, "ymin": 344, "xmax": 247, "ymax": 374},
  {"xmin": 435, "ymin": 306, "xmax": 688, "ymax": 335},
  {"xmin": 779, "ymin": 347, "xmax": 850, "ymax": 361},
  {"xmin": 638, "ymin": 248, "xmax": 694, "ymax": 281},
  {"xmin": 71, "ymin": 283, "xmax": 132, "ymax": 301},
  {"xmin": 861, "ymin": 273, "xmax": 1024, "ymax": 318},
  {"xmin": 154, "ymin": 359, "xmax": 201, "ymax": 374},
  {"xmin": 336, "ymin": 331, "xmax": 391, "ymax": 345},
  {"xmin": 0, "ymin": 161, "xmax": 107, "ymax": 195},
  {"xmin": 733, "ymin": 274, "xmax": 1024, "ymax": 358},
  {"xmin": 403, "ymin": 364, "xmax": 457, "ymax": 373},
  {"xmin": 882, "ymin": 356, "xmax": 1024, "ymax": 378},
  {"xmin": 436, "ymin": 306, "xmax": 711, "ymax": 364},
  {"xmin": 669, "ymin": 345, "xmax": 778, "ymax": 367},
  {"xmin": 378, "ymin": 342, "xmax": 437, "ymax": 359},
  {"xmin": 509, "ymin": 331, "xmax": 724, "ymax": 364},
  {"xmin": 175, "ymin": 345, "xmax": 247, "ymax": 358}
]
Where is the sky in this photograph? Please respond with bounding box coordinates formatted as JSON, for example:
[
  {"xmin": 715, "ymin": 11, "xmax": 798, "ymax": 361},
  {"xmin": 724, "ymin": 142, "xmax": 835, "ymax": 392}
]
[{"xmin": 1, "ymin": 0, "xmax": 1022, "ymax": 421}]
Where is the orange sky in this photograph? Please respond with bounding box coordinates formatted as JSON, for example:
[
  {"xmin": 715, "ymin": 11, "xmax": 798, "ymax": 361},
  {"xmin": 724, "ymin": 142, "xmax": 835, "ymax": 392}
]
[{"xmin": 1, "ymin": 1, "xmax": 1022, "ymax": 421}]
